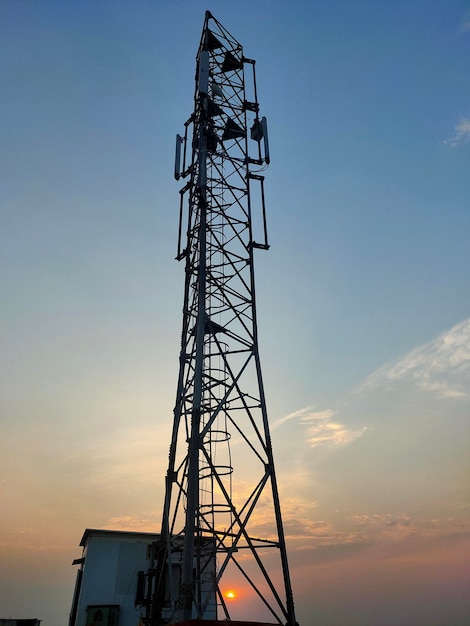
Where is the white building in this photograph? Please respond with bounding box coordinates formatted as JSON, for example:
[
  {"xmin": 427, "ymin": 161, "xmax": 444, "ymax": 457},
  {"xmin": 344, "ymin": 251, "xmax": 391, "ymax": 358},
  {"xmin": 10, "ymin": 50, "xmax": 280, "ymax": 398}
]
[
  {"xmin": 69, "ymin": 528, "xmax": 216, "ymax": 626},
  {"xmin": 69, "ymin": 529, "xmax": 158, "ymax": 626}
]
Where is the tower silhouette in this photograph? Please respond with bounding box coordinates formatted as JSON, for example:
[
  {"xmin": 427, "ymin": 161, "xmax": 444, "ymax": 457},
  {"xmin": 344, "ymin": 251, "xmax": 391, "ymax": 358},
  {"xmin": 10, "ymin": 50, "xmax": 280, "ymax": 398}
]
[{"xmin": 146, "ymin": 12, "xmax": 298, "ymax": 626}]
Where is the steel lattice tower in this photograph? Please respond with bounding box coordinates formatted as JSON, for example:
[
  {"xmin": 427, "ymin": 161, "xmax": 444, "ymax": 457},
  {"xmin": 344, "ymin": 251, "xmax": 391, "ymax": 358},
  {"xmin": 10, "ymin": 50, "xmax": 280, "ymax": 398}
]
[{"xmin": 146, "ymin": 12, "xmax": 298, "ymax": 626}]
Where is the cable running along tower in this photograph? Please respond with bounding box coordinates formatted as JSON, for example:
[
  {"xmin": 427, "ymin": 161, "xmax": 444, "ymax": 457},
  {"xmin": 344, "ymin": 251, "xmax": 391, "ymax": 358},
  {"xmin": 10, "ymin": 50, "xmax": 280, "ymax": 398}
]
[{"xmin": 146, "ymin": 13, "xmax": 298, "ymax": 626}]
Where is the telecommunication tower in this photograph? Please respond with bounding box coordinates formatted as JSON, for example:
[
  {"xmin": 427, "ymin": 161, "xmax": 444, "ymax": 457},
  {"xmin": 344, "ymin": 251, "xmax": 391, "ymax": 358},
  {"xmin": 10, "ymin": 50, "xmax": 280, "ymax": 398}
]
[{"xmin": 145, "ymin": 12, "xmax": 298, "ymax": 626}]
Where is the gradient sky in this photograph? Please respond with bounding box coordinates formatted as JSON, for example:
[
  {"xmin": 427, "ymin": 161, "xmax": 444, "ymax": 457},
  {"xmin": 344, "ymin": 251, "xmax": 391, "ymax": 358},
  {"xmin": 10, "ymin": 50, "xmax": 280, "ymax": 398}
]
[{"xmin": 1, "ymin": 1, "xmax": 470, "ymax": 625}]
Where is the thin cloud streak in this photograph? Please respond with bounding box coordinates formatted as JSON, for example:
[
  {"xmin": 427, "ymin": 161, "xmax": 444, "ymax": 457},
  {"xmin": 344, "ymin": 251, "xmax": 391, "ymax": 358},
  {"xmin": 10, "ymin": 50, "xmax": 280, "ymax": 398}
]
[
  {"xmin": 443, "ymin": 117, "xmax": 470, "ymax": 148},
  {"xmin": 103, "ymin": 514, "xmax": 160, "ymax": 532},
  {"xmin": 360, "ymin": 318, "xmax": 470, "ymax": 398},
  {"xmin": 270, "ymin": 405, "xmax": 316, "ymax": 430},
  {"xmin": 301, "ymin": 410, "xmax": 367, "ymax": 447},
  {"xmin": 274, "ymin": 407, "xmax": 366, "ymax": 448}
]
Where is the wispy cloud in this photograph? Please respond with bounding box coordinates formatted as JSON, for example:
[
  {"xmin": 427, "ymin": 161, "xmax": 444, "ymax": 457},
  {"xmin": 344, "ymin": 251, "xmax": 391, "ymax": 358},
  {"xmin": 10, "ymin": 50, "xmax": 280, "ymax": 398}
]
[
  {"xmin": 283, "ymin": 518, "xmax": 359, "ymax": 544},
  {"xmin": 287, "ymin": 511, "xmax": 470, "ymax": 561},
  {"xmin": 102, "ymin": 514, "xmax": 159, "ymax": 532},
  {"xmin": 270, "ymin": 405, "xmax": 314, "ymax": 430},
  {"xmin": 360, "ymin": 318, "xmax": 470, "ymax": 398},
  {"xmin": 349, "ymin": 512, "xmax": 418, "ymax": 543},
  {"xmin": 273, "ymin": 406, "xmax": 366, "ymax": 448},
  {"xmin": 301, "ymin": 409, "xmax": 366, "ymax": 448},
  {"xmin": 347, "ymin": 512, "xmax": 470, "ymax": 550},
  {"xmin": 443, "ymin": 117, "xmax": 470, "ymax": 148}
]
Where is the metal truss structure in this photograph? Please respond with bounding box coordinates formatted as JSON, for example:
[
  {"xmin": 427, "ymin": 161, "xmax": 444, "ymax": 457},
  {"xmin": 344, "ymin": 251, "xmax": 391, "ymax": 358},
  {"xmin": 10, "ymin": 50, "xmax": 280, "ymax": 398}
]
[{"xmin": 145, "ymin": 12, "xmax": 298, "ymax": 626}]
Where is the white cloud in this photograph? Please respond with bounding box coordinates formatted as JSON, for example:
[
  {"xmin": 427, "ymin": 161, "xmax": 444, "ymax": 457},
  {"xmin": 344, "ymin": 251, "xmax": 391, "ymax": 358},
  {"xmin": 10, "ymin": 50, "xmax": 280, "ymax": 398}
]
[
  {"xmin": 274, "ymin": 406, "xmax": 366, "ymax": 449},
  {"xmin": 301, "ymin": 409, "xmax": 366, "ymax": 448},
  {"xmin": 270, "ymin": 405, "xmax": 314, "ymax": 430},
  {"xmin": 360, "ymin": 318, "xmax": 470, "ymax": 399},
  {"xmin": 443, "ymin": 117, "xmax": 470, "ymax": 148}
]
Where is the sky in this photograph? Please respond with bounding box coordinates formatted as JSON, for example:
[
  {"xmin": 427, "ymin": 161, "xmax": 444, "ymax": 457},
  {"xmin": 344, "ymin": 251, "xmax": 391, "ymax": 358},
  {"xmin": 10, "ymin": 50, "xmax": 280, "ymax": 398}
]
[{"xmin": 1, "ymin": 1, "xmax": 470, "ymax": 624}]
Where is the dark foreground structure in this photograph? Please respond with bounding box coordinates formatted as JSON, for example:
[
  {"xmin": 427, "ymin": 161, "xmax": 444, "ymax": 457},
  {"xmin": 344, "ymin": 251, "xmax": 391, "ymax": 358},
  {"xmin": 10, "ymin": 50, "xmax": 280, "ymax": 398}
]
[
  {"xmin": 0, "ymin": 617, "xmax": 41, "ymax": 626},
  {"xmin": 143, "ymin": 11, "xmax": 298, "ymax": 626}
]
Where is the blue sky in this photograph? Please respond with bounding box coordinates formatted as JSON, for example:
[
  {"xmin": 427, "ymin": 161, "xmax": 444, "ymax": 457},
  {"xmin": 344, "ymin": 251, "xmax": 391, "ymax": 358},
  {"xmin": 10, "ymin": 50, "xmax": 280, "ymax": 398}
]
[{"xmin": 1, "ymin": 1, "xmax": 470, "ymax": 625}]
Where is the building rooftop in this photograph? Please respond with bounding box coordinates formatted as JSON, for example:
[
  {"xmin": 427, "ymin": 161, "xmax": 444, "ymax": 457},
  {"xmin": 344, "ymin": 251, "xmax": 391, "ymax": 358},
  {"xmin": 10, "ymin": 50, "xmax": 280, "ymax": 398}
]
[{"xmin": 79, "ymin": 528, "xmax": 160, "ymax": 547}]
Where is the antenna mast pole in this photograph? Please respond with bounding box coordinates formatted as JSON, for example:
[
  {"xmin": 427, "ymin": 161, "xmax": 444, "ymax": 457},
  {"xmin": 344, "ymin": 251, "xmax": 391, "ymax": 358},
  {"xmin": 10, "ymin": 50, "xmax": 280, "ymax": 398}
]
[{"xmin": 148, "ymin": 12, "xmax": 298, "ymax": 626}]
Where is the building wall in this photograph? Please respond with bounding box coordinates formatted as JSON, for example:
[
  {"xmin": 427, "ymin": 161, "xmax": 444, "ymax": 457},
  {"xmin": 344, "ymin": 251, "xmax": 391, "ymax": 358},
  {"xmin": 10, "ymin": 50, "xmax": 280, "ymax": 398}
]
[
  {"xmin": 72, "ymin": 531, "xmax": 156, "ymax": 626},
  {"xmin": 70, "ymin": 529, "xmax": 217, "ymax": 626}
]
